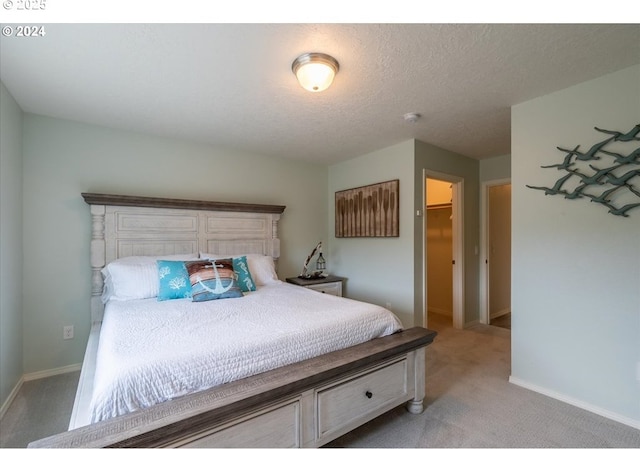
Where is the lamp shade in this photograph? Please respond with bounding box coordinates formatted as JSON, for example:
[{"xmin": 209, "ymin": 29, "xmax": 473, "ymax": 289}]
[{"xmin": 292, "ymin": 53, "xmax": 339, "ymax": 92}]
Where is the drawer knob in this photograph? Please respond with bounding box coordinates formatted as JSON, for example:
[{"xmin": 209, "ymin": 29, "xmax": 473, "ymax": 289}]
[{"xmin": 365, "ymin": 391, "xmax": 373, "ymax": 399}]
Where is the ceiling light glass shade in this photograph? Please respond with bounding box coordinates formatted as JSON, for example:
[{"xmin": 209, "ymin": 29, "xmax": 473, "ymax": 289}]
[{"xmin": 292, "ymin": 53, "xmax": 339, "ymax": 92}]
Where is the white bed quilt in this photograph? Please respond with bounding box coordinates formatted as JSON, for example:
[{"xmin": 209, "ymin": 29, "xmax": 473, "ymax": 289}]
[{"xmin": 90, "ymin": 281, "xmax": 403, "ymax": 422}]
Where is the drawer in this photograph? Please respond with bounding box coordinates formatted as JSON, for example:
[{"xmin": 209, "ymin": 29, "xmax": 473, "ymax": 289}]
[
  {"xmin": 316, "ymin": 358, "xmax": 408, "ymax": 439},
  {"xmin": 306, "ymin": 281, "xmax": 342, "ymax": 296},
  {"xmin": 182, "ymin": 400, "xmax": 300, "ymax": 448}
]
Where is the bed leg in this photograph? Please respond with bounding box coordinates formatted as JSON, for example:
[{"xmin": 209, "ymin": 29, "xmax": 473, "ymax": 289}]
[
  {"xmin": 406, "ymin": 347, "xmax": 426, "ymax": 414},
  {"xmin": 406, "ymin": 398, "xmax": 424, "ymax": 414}
]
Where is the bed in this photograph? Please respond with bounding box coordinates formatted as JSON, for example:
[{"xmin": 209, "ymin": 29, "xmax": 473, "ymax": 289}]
[{"xmin": 28, "ymin": 193, "xmax": 437, "ymax": 448}]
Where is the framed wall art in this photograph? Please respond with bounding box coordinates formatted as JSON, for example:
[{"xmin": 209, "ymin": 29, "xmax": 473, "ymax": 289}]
[{"xmin": 335, "ymin": 179, "xmax": 399, "ymax": 237}]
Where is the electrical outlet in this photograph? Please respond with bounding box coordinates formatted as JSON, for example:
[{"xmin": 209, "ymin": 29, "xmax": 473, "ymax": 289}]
[{"xmin": 63, "ymin": 325, "xmax": 74, "ymax": 340}]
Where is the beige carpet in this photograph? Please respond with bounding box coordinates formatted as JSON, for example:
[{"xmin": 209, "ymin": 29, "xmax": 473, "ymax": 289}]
[
  {"xmin": 329, "ymin": 313, "xmax": 639, "ymax": 447},
  {"xmin": 2, "ymin": 314, "xmax": 639, "ymax": 448},
  {"xmin": 0, "ymin": 370, "xmax": 79, "ymax": 448}
]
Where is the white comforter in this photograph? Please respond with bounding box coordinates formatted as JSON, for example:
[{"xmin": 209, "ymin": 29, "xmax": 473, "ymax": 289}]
[{"xmin": 90, "ymin": 281, "xmax": 403, "ymax": 422}]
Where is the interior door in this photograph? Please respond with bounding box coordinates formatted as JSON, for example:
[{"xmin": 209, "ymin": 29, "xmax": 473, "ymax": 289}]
[{"xmin": 488, "ymin": 183, "xmax": 511, "ymax": 323}]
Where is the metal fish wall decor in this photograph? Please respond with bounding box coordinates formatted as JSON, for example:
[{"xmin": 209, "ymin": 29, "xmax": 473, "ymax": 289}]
[{"xmin": 527, "ymin": 124, "xmax": 640, "ymax": 217}]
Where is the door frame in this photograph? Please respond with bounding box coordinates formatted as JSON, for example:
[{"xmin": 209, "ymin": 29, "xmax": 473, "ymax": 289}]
[
  {"xmin": 423, "ymin": 169, "xmax": 465, "ymax": 329},
  {"xmin": 479, "ymin": 178, "xmax": 511, "ymax": 324}
]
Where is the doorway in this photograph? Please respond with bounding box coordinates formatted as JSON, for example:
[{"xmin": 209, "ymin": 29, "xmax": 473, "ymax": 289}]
[
  {"xmin": 480, "ymin": 179, "xmax": 511, "ymax": 328},
  {"xmin": 424, "ymin": 171, "xmax": 464, "ymax": 329},
  {"xmin": 426, "ymin": 179, "xmax": 453, "ymax": 323}
]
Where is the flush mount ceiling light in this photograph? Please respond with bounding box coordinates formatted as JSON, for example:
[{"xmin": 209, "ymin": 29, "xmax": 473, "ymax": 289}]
[{"xmin": 292, "ymin": 52, "xmax": 340, "ymax": 92}]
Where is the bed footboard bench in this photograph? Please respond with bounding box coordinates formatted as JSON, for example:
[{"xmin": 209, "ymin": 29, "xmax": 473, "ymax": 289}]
[{"xmin": 29, "ymin": 326, "xmax": 436, "ymax": 448}]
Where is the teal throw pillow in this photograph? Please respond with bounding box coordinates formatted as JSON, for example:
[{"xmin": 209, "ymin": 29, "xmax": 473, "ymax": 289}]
[
  {"xmin": 157, "ymin": 260, "xmax": 192, "ymax": 300},
  {"xmin": 233, "ymin": 256, "xmax": 256, "ymax": 292}
]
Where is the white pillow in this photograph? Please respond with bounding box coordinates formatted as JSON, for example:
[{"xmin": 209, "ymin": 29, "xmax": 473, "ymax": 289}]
[
  {"xmin": 199, "ymin": 253, "xmax": 279, "ymax": 286},
  {"xmin": 101, "ymin": 254, "xmax": 198, "ymax": 302}
]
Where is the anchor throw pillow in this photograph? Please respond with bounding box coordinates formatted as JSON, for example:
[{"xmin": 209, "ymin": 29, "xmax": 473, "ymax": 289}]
[{"xmin": 185, "ymin": 259, "xmax": 243, "ymax": 302}]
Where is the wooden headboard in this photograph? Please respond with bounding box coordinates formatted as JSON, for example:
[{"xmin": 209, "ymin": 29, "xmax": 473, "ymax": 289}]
[{"xmin": 82, "ymin": 193, "xmax": 286, "ymax": 324}]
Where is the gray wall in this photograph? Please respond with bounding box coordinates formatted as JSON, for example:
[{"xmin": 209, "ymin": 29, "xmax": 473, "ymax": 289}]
[
  {"xmin": 328, "ymin": 139, "xmax": 481, "ymax": 329},
  {"xmin": 511, "ymin": 65, "xmax": 640, "ymax": 425},
  {"xmin": 0, "ymin": 81, "xmax": 24, "ymax": 410},
  {"xmin": 480, "ymin": 154, "xmax": 511, "ymax": 181},
  {"xmin": 20, "ymin": 113, "xmax": 328, "ymax": 374},
  {"xmin": 328, "ymin": 141, "xmax": 416, "ymax": 326},
  {"xmin": 414, "ymin": 141, "xmax": 480, "ymax": 326}
]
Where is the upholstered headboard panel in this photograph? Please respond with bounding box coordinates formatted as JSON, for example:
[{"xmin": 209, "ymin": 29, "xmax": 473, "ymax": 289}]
[{"xmin": 82, "ymin": 193, "xmax": 286, "ymax": 323}]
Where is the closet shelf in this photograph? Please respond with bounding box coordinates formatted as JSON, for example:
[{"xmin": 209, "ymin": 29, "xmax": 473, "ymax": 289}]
[{"xmin": 426, "ymin": 203, "xmax": 452, "ymax": 210}]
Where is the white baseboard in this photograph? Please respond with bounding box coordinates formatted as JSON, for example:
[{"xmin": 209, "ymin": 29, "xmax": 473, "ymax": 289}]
[
  {"xmin": 23, "ymin": 363, "xmax": 82, "ymax": 382},
  {"xmin": 1, "ymin": 363, "xmax": 82, "ymax": 419},
  {"xmin": 464, "ymin": 319, "xmax": 480, "ymax": 329},
  {"xmin": 509, "ymin": 376, "xmax": 640, "ymax": 430},
  {"xmin": 490, "ymin": 307, "xmax": 511, "ymax": 320},
  {"xmin": 0, "ymin": 376, "xmax": 24, "ymax": 420},
  {"xmin": 427, "ymin": 307, "xmax": 453, "ymax": 317}
]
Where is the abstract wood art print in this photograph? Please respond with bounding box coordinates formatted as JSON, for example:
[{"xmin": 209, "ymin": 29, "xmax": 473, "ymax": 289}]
[
  {"xmin": 526, "ymin": 124, "xmax": 640, "ymax": 217},
  {"xmin": 336, "ymin": 179, "xmax": 399, "ymax": 237}
]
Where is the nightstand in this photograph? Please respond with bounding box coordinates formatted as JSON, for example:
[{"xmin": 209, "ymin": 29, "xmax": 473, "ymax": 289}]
[{"xmin": 285, "ymin": 275, "xmax": 346, "ymax": 297}]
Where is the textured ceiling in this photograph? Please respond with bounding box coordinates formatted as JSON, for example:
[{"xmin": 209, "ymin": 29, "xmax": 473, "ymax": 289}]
[{"xmin": 1, "ymin": 23, "xmax": 639, "ymax": 164}]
